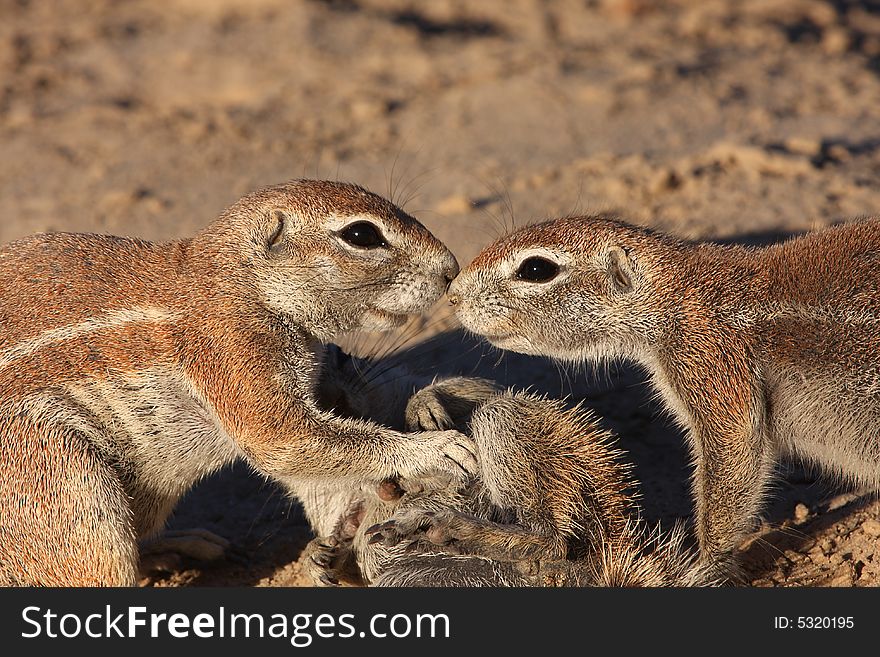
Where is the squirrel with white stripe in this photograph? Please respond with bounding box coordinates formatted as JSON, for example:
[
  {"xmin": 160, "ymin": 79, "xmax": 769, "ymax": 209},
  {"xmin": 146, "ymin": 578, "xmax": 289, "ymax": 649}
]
[
  {"xmin": 445, "ymin": 214, "xmax": 880, "ymax": 579},
  {"xmin": 0, "ymin": 179, "xmax": 476, "ymax": 586}
]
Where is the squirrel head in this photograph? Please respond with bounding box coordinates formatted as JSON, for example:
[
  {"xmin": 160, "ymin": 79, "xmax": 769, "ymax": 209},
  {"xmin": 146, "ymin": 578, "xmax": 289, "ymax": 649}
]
[
  {"xmin": 448, "ymin": 215, "xmax": 669, "ymax": 363},
  {"xmin": 202, "ymin": 179, "xmax": 459, "ymax": 342}
]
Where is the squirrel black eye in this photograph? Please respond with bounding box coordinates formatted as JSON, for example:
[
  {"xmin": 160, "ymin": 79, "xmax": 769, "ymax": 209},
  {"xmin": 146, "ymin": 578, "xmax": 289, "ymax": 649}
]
[
  {"xmin": 515, "ymin": 256, "xmax": 560, "ymax": 283},
  {"xmin": 338, "ymin": 221, "xmax": 387, "ymax": 249}
]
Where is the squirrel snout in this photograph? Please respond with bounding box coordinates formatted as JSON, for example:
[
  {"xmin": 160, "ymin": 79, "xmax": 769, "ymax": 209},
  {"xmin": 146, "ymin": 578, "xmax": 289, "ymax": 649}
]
[
  {"xmin": 446, "ymin": 276, "xmax": 462, "ymax": 305},
  {"xmin": 439, "ymin": 251, "xmax": 459, "ymax": 292},
  {"xmin": 438, "ymin": 253, "xmax": 460, "ymax": 286}
]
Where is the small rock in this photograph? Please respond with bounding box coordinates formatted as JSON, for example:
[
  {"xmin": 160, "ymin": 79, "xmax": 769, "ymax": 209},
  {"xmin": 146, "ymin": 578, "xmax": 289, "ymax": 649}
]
[
  {"xmin": 829, "ymin": 569, "xmax": 854, "ymax": 587},
  {"xmin": 822, "ymin": 27, "xmax": 851, "ymax": 55},
  {"xmin": 349, "ymin": 98, "xmax": 386, "ymax": 122},
  {"xmin": 826, "ymin": 493, "xmax": 859, "ymax": 512},
  {"xmin": 784, "ymin": 549, "xmax": 801, "ymax": 563},
  {"xmin": 784, "ymin": 138, "xmax": 821, "ymax": 158},
  {"xmin": 794, "ymin": 502, "xmax": 810, "ymax": 523},
  {"xmin": 860, "ymin": 560, "xmax": 880, "ymax": 580},
  {"xmin": 528, "ymin": 169, "xmax": 560, "ymax": 188},
  {"xmin": 649, "ymin": 167, "xmax": 682, "ymax": 194},
  {"xmin": 862, "ymin": 518, "xmax": 880, "ymax": 537},
  {"xmin": 825, "ymin": 144, "xmax": 851, "ymax": 163},
  {"xmin": 807, "ymin": 1, "xmax": 839, "ymax": 27}
]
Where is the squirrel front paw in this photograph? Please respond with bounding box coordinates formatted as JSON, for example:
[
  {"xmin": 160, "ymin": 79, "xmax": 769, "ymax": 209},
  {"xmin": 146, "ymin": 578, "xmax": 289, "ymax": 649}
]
[
  {"xmin": 405, "ymin": 387, "xmax": 456, "ymax": 431},
  {"xmin": 302, "ymin": 536, "xmax": 364, "ymax": 587},
  {"xmin": 365, "ymin": 508, "xmax": 465, "ymax": 551},
  {"xmin": 404, "ymin": 377, "xmax": 500, "ymax": 432},
  {"xmin": 397, "ymin": 430, "xmax": 478, "ymax": 492},
  {"xmin": 302, "ymin": 536, "xmax": 354, "ymax": 587}
]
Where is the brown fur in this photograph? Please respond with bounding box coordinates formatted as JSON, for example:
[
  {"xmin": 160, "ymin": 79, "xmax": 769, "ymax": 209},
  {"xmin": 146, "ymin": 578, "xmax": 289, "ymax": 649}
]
[
  {"xmin": 0, "ymin": 179, "xmax": 476, "ymax": 586},
  {"xmin": 449, "ymin": 215, "xmax": 880, "ymax": 578},
  {"xmin": 307, "ymin": 368, "xmax": 715, "ymax": 587}
]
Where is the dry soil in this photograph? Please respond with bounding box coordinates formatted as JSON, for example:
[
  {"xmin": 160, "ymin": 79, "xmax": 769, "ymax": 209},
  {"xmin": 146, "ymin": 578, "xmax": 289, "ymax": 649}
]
[{"xmin": 2, "ymin": 0, "xmax": 880, "ymax": 587}]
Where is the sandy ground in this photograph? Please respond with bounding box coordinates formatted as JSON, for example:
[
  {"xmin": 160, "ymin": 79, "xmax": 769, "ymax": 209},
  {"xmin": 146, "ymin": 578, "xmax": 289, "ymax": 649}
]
[{"xmin": 2, "ymin": 0, "xmax": 880, "ymax": 587}]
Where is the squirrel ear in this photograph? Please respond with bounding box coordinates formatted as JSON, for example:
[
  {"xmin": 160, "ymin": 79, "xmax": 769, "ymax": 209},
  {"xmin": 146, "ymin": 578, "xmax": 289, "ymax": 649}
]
[
  {"xmin": 268, "ymin": 209, "xmax": 286, "ymax": 248},
  {"xmin": 606, "ymin": 245, "xmax": 635, "ymax": 293}
]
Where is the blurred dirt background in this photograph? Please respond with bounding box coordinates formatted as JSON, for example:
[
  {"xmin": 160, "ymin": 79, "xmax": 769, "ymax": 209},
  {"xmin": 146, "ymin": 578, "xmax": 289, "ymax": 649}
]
[{"xmin": 2, "ymin": 0, "xmax": 880, "ymax": 587}]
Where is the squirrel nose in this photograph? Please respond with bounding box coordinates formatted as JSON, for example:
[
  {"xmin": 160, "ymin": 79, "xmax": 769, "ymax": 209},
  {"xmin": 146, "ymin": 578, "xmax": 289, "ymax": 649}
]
[
  {"xmin": 442, "ymin": 259, "xmax": 460, "ymax": 284},
  {"xmin": 447, "ymin": 276, "xmax": 462, "ymax": 305},
  {"xmin": 439, "ymin": 250, "xmax": 460, "ymax": 284}
]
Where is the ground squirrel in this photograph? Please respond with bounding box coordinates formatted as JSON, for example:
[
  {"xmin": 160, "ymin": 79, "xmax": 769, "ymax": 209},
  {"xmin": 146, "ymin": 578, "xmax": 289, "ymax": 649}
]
[
  {"xmin": 0, "ymin": 179, "xmax": 477, "ymax": 586},
  {"xmin": 307, "ymin": 366, "xmax": 713, "ymax": 587},
  {"xmin": 446, "ymin": 214, "xmax": 880, "ymax": 577}
]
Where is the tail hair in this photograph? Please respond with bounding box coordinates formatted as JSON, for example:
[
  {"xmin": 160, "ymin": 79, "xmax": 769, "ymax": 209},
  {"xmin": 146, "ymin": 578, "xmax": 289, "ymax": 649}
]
[{"xmin": 589, "ymin": 518, "xmax": 720, "ymax": 587}]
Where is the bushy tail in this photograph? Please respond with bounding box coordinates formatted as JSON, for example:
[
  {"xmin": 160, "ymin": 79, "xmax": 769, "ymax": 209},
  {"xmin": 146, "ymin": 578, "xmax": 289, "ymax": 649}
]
[{"xmin": 588, "ymin": 519, "xmax": 721, "ymax": 587}]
